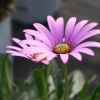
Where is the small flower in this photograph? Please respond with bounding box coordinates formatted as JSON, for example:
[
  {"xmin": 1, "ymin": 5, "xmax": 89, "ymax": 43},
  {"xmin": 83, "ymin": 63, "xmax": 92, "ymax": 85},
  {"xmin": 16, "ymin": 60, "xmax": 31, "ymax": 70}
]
[{"xmin": 6, "ymin": 16, "xmax": 100, "ymax": 64}]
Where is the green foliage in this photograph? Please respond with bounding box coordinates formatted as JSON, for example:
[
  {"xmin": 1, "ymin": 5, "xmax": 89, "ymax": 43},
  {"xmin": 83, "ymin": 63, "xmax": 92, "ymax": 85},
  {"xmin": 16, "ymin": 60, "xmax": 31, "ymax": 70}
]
[
  {"xmin": 33, "ymin": 67, "xmax": 45, "ymax": 100},
  {"xmin": 0, "ymin": 54, "xmax": 100, "ymax": 100},
  {"xmin": 74, "ymin": 81, "xmax": 89, "ymax": 100},
  {"xmin": 89, "ymin": 85, "xmax": 100, "ymax": 100},
  {"xmin": 51, "ymin": 60, "xmax": 64, "ymax": 100},
  {"xmin": 0, "ymin": 54, "xmax": 12, "ymax": 100}
]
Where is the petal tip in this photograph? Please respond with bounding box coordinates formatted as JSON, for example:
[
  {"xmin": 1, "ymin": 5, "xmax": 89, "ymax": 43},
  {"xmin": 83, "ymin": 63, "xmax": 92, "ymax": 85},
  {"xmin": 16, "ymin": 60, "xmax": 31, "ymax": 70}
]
[
  {"xmin": 69, "ymin": 17, "xmax": 77, "ymax": 20},
  {"xmin": 33, "ymin": 23, "xmax": 38, "ymax": 26},
  {"xmin": 23, "ymin": 29, "xmax": 27, "ymax": 33},
  {"xmin": 47, "ymin": 15, "xmax": 55, "ymax": 21},
  {"xmin": 12, "ymin": 38, "xmax": 20, "ymax": 42}
]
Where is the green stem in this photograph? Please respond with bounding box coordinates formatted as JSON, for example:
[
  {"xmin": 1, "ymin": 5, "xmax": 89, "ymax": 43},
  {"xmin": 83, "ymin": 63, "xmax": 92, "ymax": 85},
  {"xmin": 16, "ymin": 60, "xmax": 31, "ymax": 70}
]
[
  {"xmin": 63, "ymin": 64, "xmax": 69, "ymax": 100},
  {"xmin": 47, "ymin": 64, "xmax": 52, "ymax": 80},
  {"xmin": 41, "ymin": 65, "xmax": 48, "ymax": 100}
]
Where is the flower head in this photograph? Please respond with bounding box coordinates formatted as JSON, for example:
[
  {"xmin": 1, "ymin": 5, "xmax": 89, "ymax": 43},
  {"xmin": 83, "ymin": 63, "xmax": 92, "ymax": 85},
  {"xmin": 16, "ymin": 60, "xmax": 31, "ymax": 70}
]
[{"xmin": 6, "ymin": 16, "xmax": 100, "ymax": 64}]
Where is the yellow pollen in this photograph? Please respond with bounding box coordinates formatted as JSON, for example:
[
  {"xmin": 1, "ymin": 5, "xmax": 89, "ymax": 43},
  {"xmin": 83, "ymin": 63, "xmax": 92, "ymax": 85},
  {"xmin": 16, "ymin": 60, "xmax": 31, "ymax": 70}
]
[
  {"xmin": 34, "ymin": 54, "xmax": 39, "ymax": 59},
  {"xmin": 34, "ymin": 53, "xmax": 47, "ymax": 61},
  {"xmin": 54, "ymin": 43, "xmax": 71, "ymax": 54}
]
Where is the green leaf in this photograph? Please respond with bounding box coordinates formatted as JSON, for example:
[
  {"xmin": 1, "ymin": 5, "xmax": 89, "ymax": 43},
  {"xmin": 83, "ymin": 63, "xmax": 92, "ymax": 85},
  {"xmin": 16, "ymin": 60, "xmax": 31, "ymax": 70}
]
[
  {"xmin": 69, "ymin": 70, "xmax": 86, "ymax": 99},
  {"xmin": 0, "ymin": 54, "xmax": 13, "ymax": 100},
  {"xmin": 51, "ymin": 59, "xmax": 64, "ymax": 100},
  {"xmin": 89, "ymin": 85, "xmax": 100, "ymax": 100},
  {"xmin": 32, "ymin": 68, "xmax": 44, "ymax": 100},
  {"xmin": 76, "ymin": 81, "xmax": 89, "ymax": 100}
]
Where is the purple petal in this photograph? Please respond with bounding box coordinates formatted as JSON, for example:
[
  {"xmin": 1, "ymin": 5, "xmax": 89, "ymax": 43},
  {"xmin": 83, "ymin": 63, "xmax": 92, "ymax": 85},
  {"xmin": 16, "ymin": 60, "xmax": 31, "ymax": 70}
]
[
  {"xmin": 60, "ymin": 54, "xmax": 69, "ymax": 64},
  {"xmin": 80, "ymin": 22, "xmax": 98, "ymax": 32},
  {"xmin": 69, "ymin": 52, "xmax": 82, "ymax": 61},
  {"xmin": 6, "ymin": 50, "xmax": 17, "ymax": 54},
  {"xmin": 42, "ymin": 60, "xmax": 49, "ymax": 65},
  {"xmin": 47, "ymin": 54, "xmax": 57, "ymax": 61},
  {"xmin": 75, "ymin": 41, "xmax": 100, "ymax": 48},
  {"xmin": 25, "ymin": 33, "xmax": 33, "ymax": 40},
  {"xmin": 36, "ymin": 53, "xmax": 49, "ymax": 62},
  {"xmin": 71, "ymin": 22, "xmax": 98, "ymax": 46},
  {"xmin": 6, "ymin": 50, "xmax": 27, "ymax": 58},
  {"xmin": 11, "ymin": 53, "xmax": 28, "ymax": 58},
  {"xmin": 65, "ymin": 17, "xmax": 76, "ymax": 42},
  {"xmin": 36, "ymin": 52, "xmax": 56, "ymax": 62},
  {"xmin": 33, "ymin": 23, "xmax": 55, "ymax": 46},
  {"xmin": 21, "ymin": 40, "xmax": 51, "ymax": 50},
  {"xmin": 73, "ymin": 29, "xmax": 100, "ymax": 47},
  {"xmin": 21, "ymin": 47, "xmax": 51, "ymax": 55},
  {"xmin": 12, "ymin": 38, "xmax": 27, "ymax": 48},
  {"xmin": 74, "ymin": 48, "xmax": 95, "ymax": 56},
  {"xmin": 56, "ymin": 17, "xmax": 64, "ymax": 42},
  {"xmin": 6, "ymin": 46, "xmax": 21, "ymax": 51},
  {"xmin": 23, "ymin": 29, "xmax": 53, "ymax": 48},
  {"xmin": 47, "ymin": 16, "xmax": 58, "ymax": 43},
  {"xmin": 69, "ymin": 20, "xmax": 88, "ymax": 43}
]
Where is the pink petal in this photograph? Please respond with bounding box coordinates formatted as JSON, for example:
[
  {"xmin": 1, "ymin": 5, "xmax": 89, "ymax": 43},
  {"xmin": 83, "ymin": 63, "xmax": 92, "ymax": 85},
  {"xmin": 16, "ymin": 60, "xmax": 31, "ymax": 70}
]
[
  {"xmin": 6, "ymin": 46, "xmax": 21, "ymax": 51},
  {"xmin": 42, "ymin": 60, "xmax": 49, "ymax": 65},
  {"xmin": 74, "ymin": 29, "xmax": 100, "ymax": 46},
  {"xmin": 74, "ymin": 48, "xmax": 95, "ymax": 56},
  {"xmin": 6, "ymin": 51, "xmax": 27, "ymax": 58},
  {"xmin": 80, "ymin": 22, "xmax": 98, "ymax": 32},
  {"xmin": 33, "ymin": 23, "xmax": 55, "ymax": 45},
  {"xmin": 21, "ymin": 40, "xmax": 51, "ymax": 50},
  {"xmin": 47, "ymin": 16, "xmax": 58, "ymax": 43},
  {"xmin": 56, "ymin": 17, "xmax": 64, "ymax": 42},
  {"xmin": 6, "ymin": 50, "xmax": 19, "ymax": 54},
  {"xmin": 60, "ymin": 54, "xmax": 69, "ymax": 64},
  {"xmin": 12, "ymin": 38, "xmax": 27, "ymax": 48},
  {"xmin": 71, "ymin": 22, "xmax": 98, "ymax": 46},
  {"xmin": 25, "ymin": 33, "xmax": 33, "ymax": 40},
  {"xmin": 11, "ymin": 53, "xmax": 27, "ymax": 58},
  {"xmin": 36, "ymin": 53, "xmax": 48, "ymax": 62},
  {"xmin": 21, "ymin": 47, "xmax": 50, "ymax": 55},
  {"xmin": 42, "ymin": 53, "xmax": 57, "ymax": 65},
  {"xmin": 70, "ymin": 20, "xmax": 88, "ymax": 43},
  {"xmin": 75, "ymin": 41, "xmax": 100, "ymax": 48},
  {"xmin": 12, "ymin": 38, "xmax": 21, "ymax": 43},
  {"xmin": 37, "ymin": 52, "xmax": 56, "ymax": 61},
  {"xmin": 65, "ymin": 17, "xmax": 76, "ymax": 42},
  {"xmin": 23, "ymin": 29, "xmax": 53, "ymax": 48},
  {"xmin": 32, "ymin": 58, "xmax": 49, "ymax": 65},
  {"xmin": 47, "ymin": 54, "xmax": 57, "ymax": 61},
  {"xmin": 69, "ymin": 52, "xmax": 82, "ymax": 61}
]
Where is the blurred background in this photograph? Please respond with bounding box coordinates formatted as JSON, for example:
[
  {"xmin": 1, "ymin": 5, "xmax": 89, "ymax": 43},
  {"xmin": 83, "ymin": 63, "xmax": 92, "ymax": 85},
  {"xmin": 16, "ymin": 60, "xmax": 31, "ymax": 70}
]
[{"xmin": 0, "ymin": 0, "xmax": 100, "ymax": 87}]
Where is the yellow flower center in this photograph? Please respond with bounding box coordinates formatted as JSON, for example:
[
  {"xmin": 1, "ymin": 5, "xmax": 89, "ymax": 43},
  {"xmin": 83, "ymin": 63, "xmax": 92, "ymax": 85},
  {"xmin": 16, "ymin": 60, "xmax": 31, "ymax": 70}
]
[
  {"xmin": 34, "ymin": 54, "xmax": 39, "ymax": 59},
  {"xmin": 34, "ymin": 53, "xmax": 47, "ymax": 61},
  {"xmin": 54, "ymin": 43, "xmax": 71, "ymax": 54}
]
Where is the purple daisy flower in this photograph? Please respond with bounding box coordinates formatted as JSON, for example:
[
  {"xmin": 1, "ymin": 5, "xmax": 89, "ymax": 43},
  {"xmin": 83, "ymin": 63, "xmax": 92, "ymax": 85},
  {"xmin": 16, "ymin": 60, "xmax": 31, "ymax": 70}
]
[{"xmin": 6, "ymin": 16, "xmax": 100, "ymax": 64}]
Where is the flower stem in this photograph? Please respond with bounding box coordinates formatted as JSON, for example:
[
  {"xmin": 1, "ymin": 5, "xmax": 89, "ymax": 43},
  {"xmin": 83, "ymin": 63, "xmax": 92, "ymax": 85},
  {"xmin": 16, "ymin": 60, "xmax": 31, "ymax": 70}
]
[
  {"xmin": 41, "ymin": 65, "xmax": 48, "ymax": 100},
  {"xmin": 63, "ymin": 64, "xmax": 69, "ymax": 100},
  {"xmin": 47, "ymin": 64, "xmax": 52, "ymax": 80}
]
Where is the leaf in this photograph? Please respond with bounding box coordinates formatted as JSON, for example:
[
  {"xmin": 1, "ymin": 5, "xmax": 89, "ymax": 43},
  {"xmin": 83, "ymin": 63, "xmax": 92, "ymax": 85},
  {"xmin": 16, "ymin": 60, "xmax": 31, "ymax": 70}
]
[
  {"xmin": 32, "ymin": 68, "xmax": 44, "ymax": 100},
  {"xmin": 76, "ymin": 81, "xmax": 89, "ymax": 100},
  {"xmin": 69, "ymin": 70, "xmax": 85, "ymax": 99},
  {"xmin": 89, "ymin": 85, "xmax": 100, "ymax": 100},
  {"xmin": 48, "ymin": 75, "xmax": 56, "ymax": 100},
  {"xmin": 51, "ymin": 59, "xmax": 64, "ymax": 100},
  {"xmin": 0, "ymin": 54, "xmax": 13, "ymax": 100}
]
